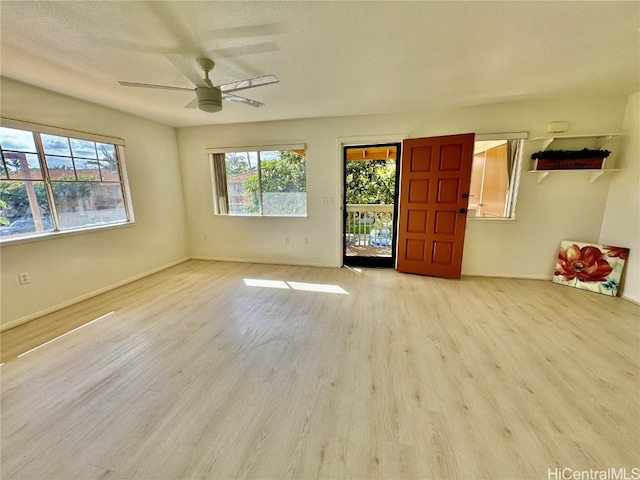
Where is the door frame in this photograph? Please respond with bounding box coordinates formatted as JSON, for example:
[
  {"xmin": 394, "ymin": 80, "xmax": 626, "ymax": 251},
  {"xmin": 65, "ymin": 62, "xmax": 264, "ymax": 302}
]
[
  {"xmin": 343, "ymin": 142, "xmax": 401, "ymax": 268},
  {"xmin": 336, "ymin": 134, "xmax": 407, "ymax": 267}
]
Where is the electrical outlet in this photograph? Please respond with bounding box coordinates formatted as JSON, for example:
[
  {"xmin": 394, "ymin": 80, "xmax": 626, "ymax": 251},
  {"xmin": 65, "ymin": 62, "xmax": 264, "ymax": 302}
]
[
  {"xmin": 285, "ymin": 236, "xmax": 290, "ymax": 244},
  {"xmin": 18, "ymin": 272, "xmax": 30, "ymax": 285}
]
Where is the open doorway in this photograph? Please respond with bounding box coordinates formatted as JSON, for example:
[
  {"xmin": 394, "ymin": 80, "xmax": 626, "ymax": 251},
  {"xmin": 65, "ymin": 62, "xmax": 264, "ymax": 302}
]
[
  {"xmin": 470, "ymin": 140, "xmax": 508, "ymax": 218},
  {"xmin": 343, "ymin": 143, "xmax": 400, "ymax": 268}
]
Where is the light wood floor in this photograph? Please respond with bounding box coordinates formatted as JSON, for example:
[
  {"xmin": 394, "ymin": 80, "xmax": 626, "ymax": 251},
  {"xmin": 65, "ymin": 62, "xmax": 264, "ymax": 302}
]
[{"xmin": 1, "ymin": 260, "xmax": 638, "ymax": 480}]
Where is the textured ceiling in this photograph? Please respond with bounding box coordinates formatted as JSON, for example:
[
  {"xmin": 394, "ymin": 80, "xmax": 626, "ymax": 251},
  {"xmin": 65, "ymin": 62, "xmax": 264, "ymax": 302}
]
[{"xmin": 1, "ymin": 1, "xmax": 638, "ymax": 128}]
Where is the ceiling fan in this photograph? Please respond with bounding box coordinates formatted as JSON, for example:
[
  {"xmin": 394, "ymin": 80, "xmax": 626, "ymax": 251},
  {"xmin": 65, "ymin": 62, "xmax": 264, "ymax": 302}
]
[{"xmin": 118, "ymin": 53, "xmax": 279, "ymax": 113}]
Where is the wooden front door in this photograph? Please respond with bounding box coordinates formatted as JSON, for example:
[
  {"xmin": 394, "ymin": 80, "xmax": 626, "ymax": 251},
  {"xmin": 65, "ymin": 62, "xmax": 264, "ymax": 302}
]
[{"xmin": 396, "ymin": 133, "xmax": 475, "ymax": 278}]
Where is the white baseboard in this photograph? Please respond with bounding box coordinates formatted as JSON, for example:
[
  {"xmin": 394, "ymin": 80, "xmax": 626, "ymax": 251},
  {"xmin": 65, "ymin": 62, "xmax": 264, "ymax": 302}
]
[
  {"xmin": 1, "ymin": 257, "xmax": 190, "ymax": 332},
  {"xmin": 190, "ymin": 255, "xmax": 339, "ymax": 269},
  {"xmin": 6, "ymin": 257, "xmax": 630, "ymax": 332},
  {"xmin": 621, "ymin": 295, "xmax": 640, "ymax": 306},
  {"xmin": 467, "ymin": 274, "xmax": 638, "ymax": 305},
  {"xmin": 463, "ymin": 273, "xmax": 553, "ymax": 281}
]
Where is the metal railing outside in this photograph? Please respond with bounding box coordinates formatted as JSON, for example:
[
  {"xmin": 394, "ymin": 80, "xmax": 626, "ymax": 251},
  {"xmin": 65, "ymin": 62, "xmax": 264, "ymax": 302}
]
[{"xmin": 345, "ymin": 204, "xmax": 394, "ymax": 248}]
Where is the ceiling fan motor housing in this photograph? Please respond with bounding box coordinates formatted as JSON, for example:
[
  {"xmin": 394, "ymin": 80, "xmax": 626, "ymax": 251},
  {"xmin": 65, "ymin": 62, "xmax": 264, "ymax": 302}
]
[{"xmin": 196, "ymin": 87, "xmax": 222, "ymax": 112}]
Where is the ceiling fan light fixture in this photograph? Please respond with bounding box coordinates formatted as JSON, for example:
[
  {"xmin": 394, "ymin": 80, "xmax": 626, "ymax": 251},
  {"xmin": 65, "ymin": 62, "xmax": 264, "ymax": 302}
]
[
  {"xmin": 119, "ymin": 54, "xmax": 278, "ymax": 113},
  {"xmin": 196, "ymin": 87, "xmax": 222, "ymax": 113}
]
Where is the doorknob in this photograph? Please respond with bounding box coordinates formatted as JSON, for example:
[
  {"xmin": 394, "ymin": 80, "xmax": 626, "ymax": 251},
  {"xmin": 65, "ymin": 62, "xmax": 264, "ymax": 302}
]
[
  {"xmin": 458, "ymin": 208, "xmax": 467, "ymax": 214},
  {"xmin": 461, "ymin": 193, "xmax": 468, "ymax": 199}
]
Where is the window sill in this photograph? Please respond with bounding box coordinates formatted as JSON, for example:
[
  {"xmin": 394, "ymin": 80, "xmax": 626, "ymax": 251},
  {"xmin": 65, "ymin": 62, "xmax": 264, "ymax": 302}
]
[
  {"xmin": 214, "ymin": 214, "xmax": 308, "ymax": 218},
  {"xmin": 467, "ymin": 217, "xmax": 516, "ymax": 223},
  {"xmin": 0, "ymin": 221, "xmax": 136, "ymax": 247}
]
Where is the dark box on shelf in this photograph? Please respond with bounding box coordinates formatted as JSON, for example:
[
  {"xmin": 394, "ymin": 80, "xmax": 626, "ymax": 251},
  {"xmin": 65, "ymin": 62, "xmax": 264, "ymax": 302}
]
[{"xmin": 536, "ymin": 157, "xmax": 604, "ymax": 170}]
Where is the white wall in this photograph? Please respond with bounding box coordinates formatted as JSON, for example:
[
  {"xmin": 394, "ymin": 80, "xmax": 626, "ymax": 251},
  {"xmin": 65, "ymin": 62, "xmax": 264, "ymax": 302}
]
[
  {"xmin": 177, "ymin": 96, "xmax": 627, "ymax": 277},
  {"xmin": 2, "ymin": 82, "xmax": 631, "ymax": 329},
  {"xmin": 600, "ymin": 92, "xmax": 640, "ymax": 303},
  {"xmin": 0, "ymin": 78, "xmax": 189, "ymax": 328}
]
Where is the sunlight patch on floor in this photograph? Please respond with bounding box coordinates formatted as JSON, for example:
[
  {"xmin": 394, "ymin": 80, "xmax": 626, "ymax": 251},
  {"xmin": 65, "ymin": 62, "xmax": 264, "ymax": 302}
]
[
  {"xmin": 17, "ymin": 311, "xmax": 115, "ymax": 358},
  {"xmin": 243, "ymin": 279, "xmax": 289, "ymax": 289},
  {"xmin": 288, "ymin": 281, "xmax": 349, "ymax": 294},
  {"xmin": 243, "ymin": 278, "xmax": 349, "ymax": 294},
  {"xmin": 344, "ymin": 266, "xmax": 362, "ymax": 274}
]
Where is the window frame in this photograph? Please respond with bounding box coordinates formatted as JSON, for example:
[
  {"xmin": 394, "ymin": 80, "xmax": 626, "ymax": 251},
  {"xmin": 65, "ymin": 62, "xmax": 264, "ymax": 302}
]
[
  {"xmin": 468, "ymin": 132, "xmax": 527, "ymax": 221},
  {"xmin": 0, "ymin": 118, "xmax": 134, "ymax": 243},
  {"xmin": 207, "ymin": 144, "xmax": 307, "ymax": 217}
]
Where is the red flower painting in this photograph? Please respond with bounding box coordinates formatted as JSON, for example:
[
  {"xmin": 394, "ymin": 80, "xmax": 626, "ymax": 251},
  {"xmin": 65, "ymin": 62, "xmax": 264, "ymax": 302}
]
[
  {"xmin": 604, "ymin": 246, "xmax": 629, "ymax": 260},
  {"xmin": 554, "ymin": 240, "xmax": 629, "ymax": 296},
  {"xmin": 555, "ymin": 244, "xmax": 612, "ymax": 282}
]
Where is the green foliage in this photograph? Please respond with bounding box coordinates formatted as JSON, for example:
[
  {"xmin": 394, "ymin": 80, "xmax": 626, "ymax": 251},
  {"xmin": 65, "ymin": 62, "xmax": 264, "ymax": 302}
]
[
  {"xmin": 346, "ymin": 159, "xmax": 396, "ymax": 204},
  {"xmin": 0, "ymin": 174, "xmax": 99, "ymax": 223},
  {"xmin": 51, "ymin": 174, "xmax": 99, "ymax": 199},
  {"xmin": 346, "ymin": 224, "xmax": 372, "ymax": 234},
  {"xmin": 225, "ymin": 153, "xmax": 250, "ymax": 176},
  {"xmin": 531, "ymin": 148, "xmax": 611, "ymax": 160},
  {"xmin": 261, "ymin": 152, "xmax": 306, "ymax": 193},
  {"xmin": 242, "ymin": 151, "xmax": 306, "ymax": 214},
  {"xmin": 243, "ymin": 174, "xmax": 260, "ymax": 213},
  {"xmin": 0, "ymin": 198, "xmax": 9, "ymax": 225},
  {"xmin": 0, "ymin": 181, "xmax": 49, "ymax": 222}
]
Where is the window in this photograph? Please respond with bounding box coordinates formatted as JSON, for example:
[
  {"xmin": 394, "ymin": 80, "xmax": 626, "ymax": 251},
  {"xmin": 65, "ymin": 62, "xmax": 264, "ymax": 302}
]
[
  {"xmin": 469, "ymin": 134, "xmax": 526, "ymax": 219},
  {"xmin": 210, "ymin": 146, "xmax": 306, "ymax": 216},
  {"xmin": 0, "ymin": 122, "xmax": 132, "ymax": 240}
]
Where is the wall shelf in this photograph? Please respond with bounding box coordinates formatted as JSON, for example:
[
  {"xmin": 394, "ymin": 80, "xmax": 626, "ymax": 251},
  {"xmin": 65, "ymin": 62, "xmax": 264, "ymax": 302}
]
[
  {"xmin": 528, "ymin": 169, "xmax": 619, "ymax": 184},
  {"xmin": 529, "ymin": 133, "xmax": 624, "ymax": 182},
  {"xmin": 530, "ymin": 133, "xmax": 623, "ymax": 151}
]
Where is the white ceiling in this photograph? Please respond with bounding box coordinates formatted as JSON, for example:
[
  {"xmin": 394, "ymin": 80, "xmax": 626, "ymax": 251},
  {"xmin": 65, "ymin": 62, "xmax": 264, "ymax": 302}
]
[{"xmin": 1, "ymin": 1, "xmax": 638, "ymax": 128}]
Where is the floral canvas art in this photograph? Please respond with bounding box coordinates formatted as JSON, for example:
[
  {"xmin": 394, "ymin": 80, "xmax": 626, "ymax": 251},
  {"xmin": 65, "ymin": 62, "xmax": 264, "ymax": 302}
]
[{"xmin": 554, "ymin": 240, "xmax": 629, "ymax": 296}]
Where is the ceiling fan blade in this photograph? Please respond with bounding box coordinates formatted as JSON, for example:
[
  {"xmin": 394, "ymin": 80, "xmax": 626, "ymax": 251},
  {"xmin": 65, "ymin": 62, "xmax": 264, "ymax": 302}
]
[
  {"xmin": 118, "ymin": 81, "xmax": 194, "ymax": 92},
  {"xmin": 222, "ymin": 93, "xmax": 265, "ymax": 107},
  {"xmin": 184, "ymin": 97, "xmax": 198, "ymax": 109},
  {"xmin": 217, "ymin": 75, "xmax": 279, "ymax": 93},
  {"xmin": 164, "ymin": 53, "xmax": 208, "ymax": 88}
]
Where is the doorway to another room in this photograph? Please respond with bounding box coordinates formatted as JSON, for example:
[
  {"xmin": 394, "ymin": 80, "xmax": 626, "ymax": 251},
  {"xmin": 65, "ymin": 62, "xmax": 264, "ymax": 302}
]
[
  {"xmin": 343, "ymin": 143, "xmax": 400, "ymax": 268},
  {"xmin": 470, "ymin": 140, "xmax": 510, "ymax": 217}
]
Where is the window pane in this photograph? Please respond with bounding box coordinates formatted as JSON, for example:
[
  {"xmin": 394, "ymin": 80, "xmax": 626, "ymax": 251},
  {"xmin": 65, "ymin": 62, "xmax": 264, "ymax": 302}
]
[
  {"xmin": 96, "ymin": 143, "xmax": 116, "ymax": 160},
  {"xmin": 0, "ymin": 128, "xmax": 131, "ymax": 241},
  {"xmin": 99, "ymin": 158, "xmax": 120, "ymax": 182},
  {"xmin": 70, "ymin": 138, "xmax": 97, "ymax": 159},
  {"xmin": 96, "ymin": 143, "xmax": 120, "ymax": 182},
  {"xmin": 217, "ymin": 149, "xmax": 308, "ymax": 216},
  {"xmin": 260, "ymin": 150, "xmax": 307, "ymax": 216},
  {"xmin": 46, "ymin": 155, "xmax": 76, "ymax": 180},
  {"xmin": 4, "ymin": 152, "xmax": 43, "ymax": 180},
  {"xmin": 73, "ymin": 159, "xmax": 101, "ymax": 180},
  {"xmin": 0, "ymin": 127, "xmax": 37, "ymax": 152},
  {"xmin": 52, "ymin": 182, "xmax": 127, "ymax": 229},
  {"xmin": 225, "ymin": 152, "xmax": 259, "ymax": 214},
  {"xmin": 41, "ymin": 134, "xmax": 71, "ymax": 156},
  {"xmin": 0, "ymin": 180, "xmax": 53, "ymax": 238}
]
